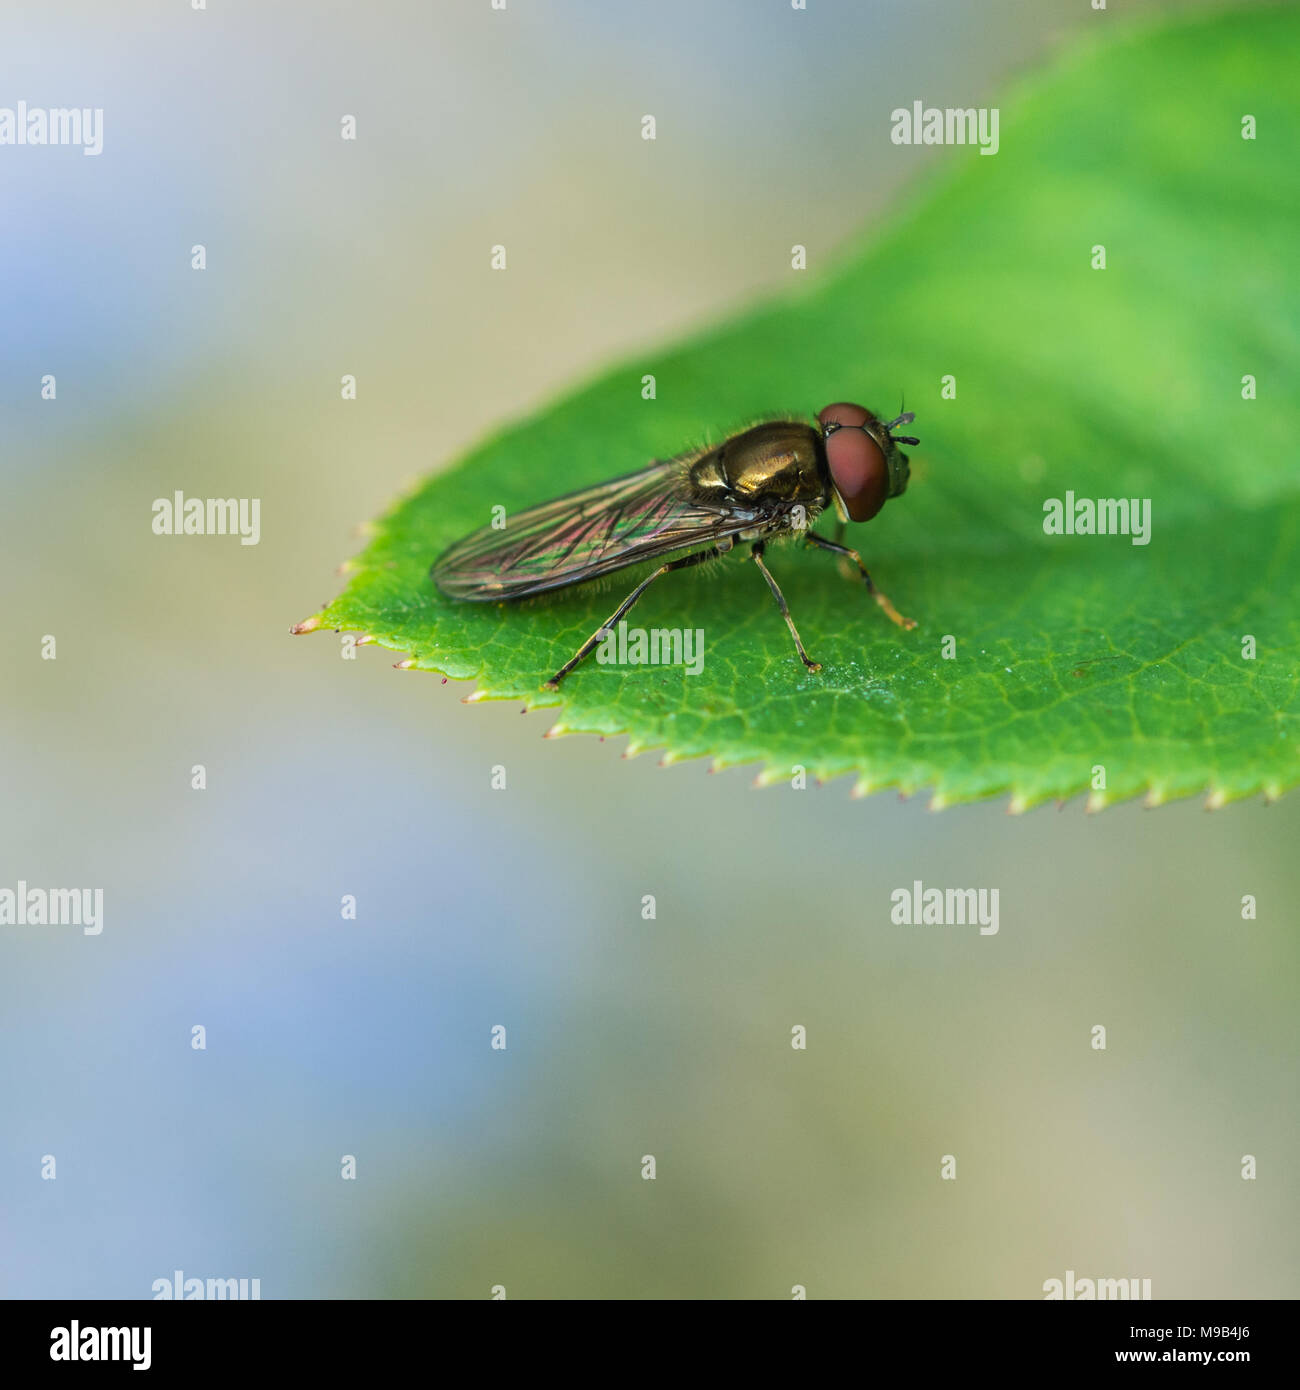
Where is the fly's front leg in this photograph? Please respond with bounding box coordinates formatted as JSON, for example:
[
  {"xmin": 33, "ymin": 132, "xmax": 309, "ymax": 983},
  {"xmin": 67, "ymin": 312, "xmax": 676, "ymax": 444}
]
[
  {"xmin": 542, "ymin": 545, "xmax": 720, "ymax": 690},
  {"xmin": 829, "ymin": 519, "xmax": 855, "ymax": 581},
  {"xmin": 804, "ymin": 531, "xmax": 916, "ymax": 630},
  {"xmin": 750, "ymin": 540, "xmax": 821, "ymax": 674}
]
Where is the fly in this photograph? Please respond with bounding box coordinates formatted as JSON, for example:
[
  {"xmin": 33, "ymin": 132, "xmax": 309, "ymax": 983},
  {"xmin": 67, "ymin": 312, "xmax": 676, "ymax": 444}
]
[{"xmin": 432, "ymin": 401, "xmax": 919, "ymax": 689}]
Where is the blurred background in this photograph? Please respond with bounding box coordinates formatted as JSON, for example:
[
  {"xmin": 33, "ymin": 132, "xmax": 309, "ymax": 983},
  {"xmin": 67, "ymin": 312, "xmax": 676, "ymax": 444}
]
[{"xmin": 2, "ymin": 0, "xmax": 1295, "ymax": 1299}]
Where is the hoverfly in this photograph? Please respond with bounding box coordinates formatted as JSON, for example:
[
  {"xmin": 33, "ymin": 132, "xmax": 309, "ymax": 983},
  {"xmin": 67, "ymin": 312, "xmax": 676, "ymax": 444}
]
[{"xmin": 432, "ymin": 401, "xmax": 919, "ymax": 689}]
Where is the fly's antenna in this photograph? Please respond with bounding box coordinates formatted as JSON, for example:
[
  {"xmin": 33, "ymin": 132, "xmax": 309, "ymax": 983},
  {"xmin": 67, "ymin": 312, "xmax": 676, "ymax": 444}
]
[{"xmin": 886, "ymin": 409, "xmax": 919, "ymax": 448}]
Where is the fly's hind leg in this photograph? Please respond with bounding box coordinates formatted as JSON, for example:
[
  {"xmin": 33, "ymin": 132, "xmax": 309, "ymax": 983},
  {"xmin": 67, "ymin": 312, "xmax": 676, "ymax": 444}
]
[
  {"xmin": 804, "ymin": 531, "xmax": 916, "ymax": 630},
  {"xmin": 750, "ymin": 541, "xmax": 821, "ymax": 674},
  {"xmin": 542, "ymin": 545, "xmax": 720, "ymax": 690}
]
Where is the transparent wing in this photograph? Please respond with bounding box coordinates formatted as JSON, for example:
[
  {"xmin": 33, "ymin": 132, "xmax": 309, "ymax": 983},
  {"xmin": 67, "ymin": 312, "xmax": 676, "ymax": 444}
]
[{"xmin": 432, "ymin": 460, "xmax": 761, "ymax": 600}]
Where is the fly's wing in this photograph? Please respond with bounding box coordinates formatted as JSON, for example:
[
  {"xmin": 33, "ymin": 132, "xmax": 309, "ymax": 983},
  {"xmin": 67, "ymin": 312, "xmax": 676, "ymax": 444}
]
[{"xmin": 432, "ymin": 460, "xmax": 761, "ymax": 600}]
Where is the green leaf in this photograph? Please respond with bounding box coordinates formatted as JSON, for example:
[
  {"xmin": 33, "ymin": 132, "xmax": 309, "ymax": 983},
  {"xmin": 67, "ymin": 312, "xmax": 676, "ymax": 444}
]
[{"xmin": 295, "ymin": 7, "xmax": 1300, "ymax": 810}]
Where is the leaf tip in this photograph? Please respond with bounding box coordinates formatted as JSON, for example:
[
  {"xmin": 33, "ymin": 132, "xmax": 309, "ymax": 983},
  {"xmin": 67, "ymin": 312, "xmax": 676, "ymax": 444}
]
[{"xmin": 290, "ymin": 614, "xmax": 323, "ymax": 635}]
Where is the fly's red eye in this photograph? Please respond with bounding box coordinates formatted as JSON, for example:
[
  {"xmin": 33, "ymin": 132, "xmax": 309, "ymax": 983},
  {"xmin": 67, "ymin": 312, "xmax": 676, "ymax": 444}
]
[{"xmin": 819, "ymin": 402, "xmax": 887, "ymax": 522}]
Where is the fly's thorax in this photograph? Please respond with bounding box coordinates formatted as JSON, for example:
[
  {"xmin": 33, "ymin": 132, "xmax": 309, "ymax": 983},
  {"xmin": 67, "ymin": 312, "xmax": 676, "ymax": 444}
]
[{"xmin": 689, "ymin": 421, "xmax": 829, "ymax": 509}]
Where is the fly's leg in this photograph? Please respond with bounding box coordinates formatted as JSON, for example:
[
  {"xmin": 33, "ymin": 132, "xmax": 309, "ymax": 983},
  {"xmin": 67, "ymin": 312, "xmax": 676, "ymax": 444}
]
[
  {"xmin": 804, "ymin": 531, "xmax": 916, "ymax": 630},
  {"xmin": 542, "ymin": 546, "xmax": 720, "ymax": 690},
  {"xmin": 750, "ymin": 541, "xmax": 821, "ymax": 674},
  {"xmin": 829, "ymin": 519, "xmax": 855, "ymax": 581}
]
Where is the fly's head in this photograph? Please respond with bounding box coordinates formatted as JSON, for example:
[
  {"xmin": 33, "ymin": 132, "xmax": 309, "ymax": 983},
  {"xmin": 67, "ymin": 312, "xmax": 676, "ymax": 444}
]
[{"xmin": 818, "ymin": 402, "xmax": 918, "ymax": 522}]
